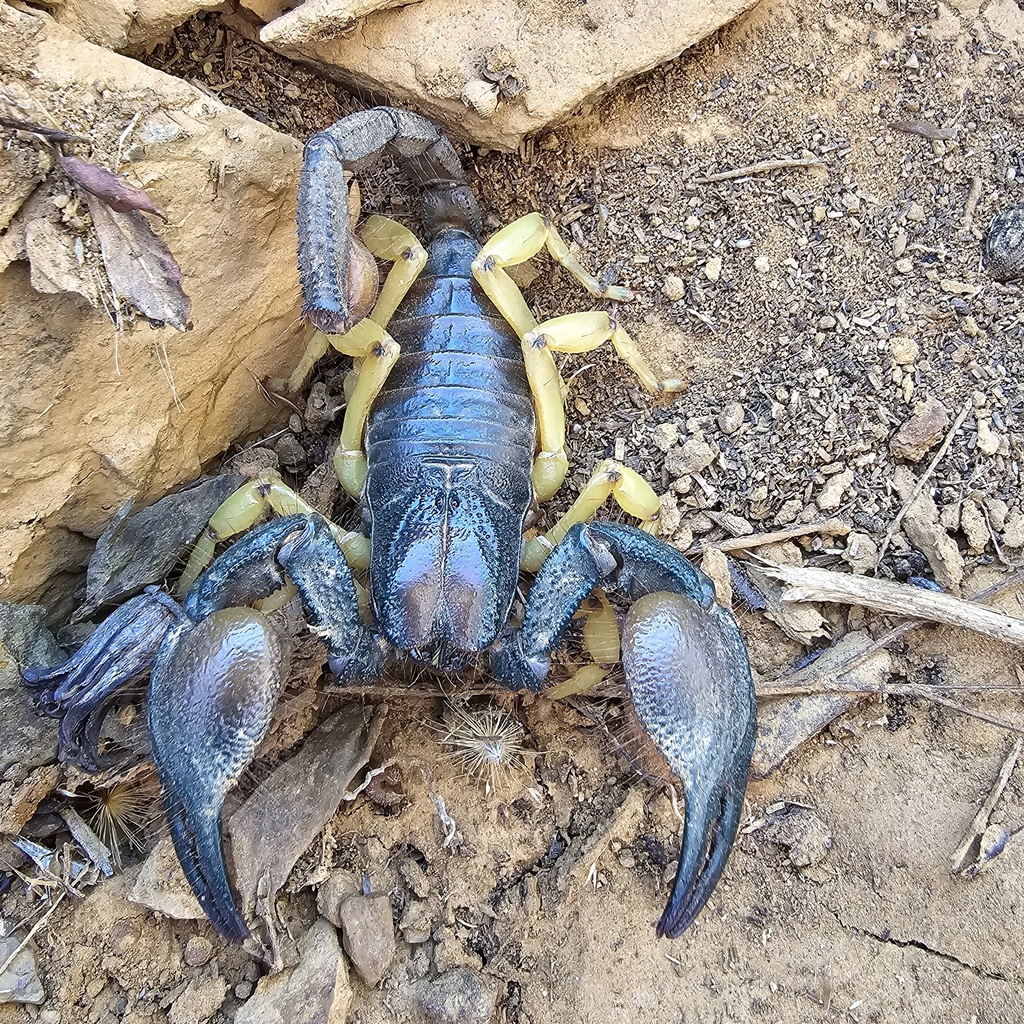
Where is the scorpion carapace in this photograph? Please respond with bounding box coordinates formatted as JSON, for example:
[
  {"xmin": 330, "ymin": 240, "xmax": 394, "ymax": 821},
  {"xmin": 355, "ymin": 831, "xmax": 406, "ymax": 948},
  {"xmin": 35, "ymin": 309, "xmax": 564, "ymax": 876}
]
[{"xmin": 25, "ymin": 108, "xmax": 756, "ymax": 946}]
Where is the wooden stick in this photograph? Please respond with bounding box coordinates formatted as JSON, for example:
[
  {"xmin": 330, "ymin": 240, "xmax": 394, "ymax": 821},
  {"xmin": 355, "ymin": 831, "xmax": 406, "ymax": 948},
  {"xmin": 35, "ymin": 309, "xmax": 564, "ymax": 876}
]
[
  {"xmin": 692, "ymin": 156, "xmax": 825, "ymax": 184},
  {"xmin": 875, "ymin": 397, "xmax": 972, "ymax": 567},
  {"xmin": 951, "ymin": 738, "xmax": 1021, "ymax": 872},
  {"xmin": 686, "ymin": 518, "xmax": 850, "ymax": 556},
  {"xmin": 761, "ymin": 563, "xmax": 1024, "ymax": 647}
]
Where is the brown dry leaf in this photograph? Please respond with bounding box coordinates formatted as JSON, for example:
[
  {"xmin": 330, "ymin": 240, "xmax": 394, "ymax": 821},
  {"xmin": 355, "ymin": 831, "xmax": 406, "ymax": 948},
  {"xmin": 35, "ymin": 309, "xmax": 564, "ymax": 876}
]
[
  {"xmin": 84, "ymin": 192, "xmax": 191, "ymax": 330},
  {"xmin": 59, "ymin": 153, "xmax": 165, "ymax": 218}
]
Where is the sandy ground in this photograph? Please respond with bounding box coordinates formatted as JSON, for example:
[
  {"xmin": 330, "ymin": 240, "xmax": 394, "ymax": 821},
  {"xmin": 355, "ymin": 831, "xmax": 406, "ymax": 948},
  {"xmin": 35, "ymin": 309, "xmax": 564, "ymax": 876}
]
[{"xmin": 2, "ymin": 0, "xmax": 1023, "ymax": 1021}]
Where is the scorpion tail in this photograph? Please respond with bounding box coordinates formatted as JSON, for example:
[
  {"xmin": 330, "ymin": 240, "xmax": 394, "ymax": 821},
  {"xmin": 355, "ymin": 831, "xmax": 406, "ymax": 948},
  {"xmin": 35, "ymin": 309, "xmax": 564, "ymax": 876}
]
[{"xmin": 149, "ymin": 608, "xmax": 287, "ymax": 942}]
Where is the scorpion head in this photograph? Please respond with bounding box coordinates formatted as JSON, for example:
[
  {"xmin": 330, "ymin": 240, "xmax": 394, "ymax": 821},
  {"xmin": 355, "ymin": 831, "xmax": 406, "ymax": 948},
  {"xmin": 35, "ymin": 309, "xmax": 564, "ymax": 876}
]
[{"xmin": 365, "ymin": 459, "xmax": 530, "ymax": 673}]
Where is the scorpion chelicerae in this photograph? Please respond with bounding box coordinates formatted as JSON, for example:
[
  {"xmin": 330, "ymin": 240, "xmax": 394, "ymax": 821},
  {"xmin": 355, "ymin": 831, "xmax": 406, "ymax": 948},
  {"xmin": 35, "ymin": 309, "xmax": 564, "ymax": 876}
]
[{"xmin": 26, "ymin": 109, "xmax": 756, "ymax": 945}]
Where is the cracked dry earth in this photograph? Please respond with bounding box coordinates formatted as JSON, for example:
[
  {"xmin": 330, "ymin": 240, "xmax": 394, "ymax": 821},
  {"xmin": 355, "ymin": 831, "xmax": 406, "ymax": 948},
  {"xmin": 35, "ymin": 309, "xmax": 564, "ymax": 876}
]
[{"xmin": 3, "ymin": 0, "xmax": 1024, "ymax": 1021}]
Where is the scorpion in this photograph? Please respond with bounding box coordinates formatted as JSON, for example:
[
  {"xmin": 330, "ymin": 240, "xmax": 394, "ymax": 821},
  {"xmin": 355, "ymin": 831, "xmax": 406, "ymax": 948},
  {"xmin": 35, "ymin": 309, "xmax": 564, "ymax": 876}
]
[{"xmin": 26, "ymin": 109, "xmax": 756, "ymax": 945}]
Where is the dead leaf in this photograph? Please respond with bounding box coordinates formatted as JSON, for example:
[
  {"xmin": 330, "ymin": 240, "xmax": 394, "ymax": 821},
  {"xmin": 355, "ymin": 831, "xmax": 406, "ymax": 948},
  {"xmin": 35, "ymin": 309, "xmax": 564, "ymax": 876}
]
[
  {"xmin": 84, "ymin": 193, "xmax": 191, "ymax": 330},
  {"xmin": 59, "ymin": 153, "xmax": 165, "ymax": 219}
]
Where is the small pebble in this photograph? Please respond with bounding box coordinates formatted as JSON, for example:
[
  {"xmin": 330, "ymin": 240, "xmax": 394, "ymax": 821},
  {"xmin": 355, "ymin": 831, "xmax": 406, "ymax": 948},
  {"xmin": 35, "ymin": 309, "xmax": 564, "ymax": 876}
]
[
  {"xmin": 661, "ymin": 274, "xmax": 686, "ymax": 301},
  {"xmin": 753, "ymin": 255, "xmax": 770, "ymax": 272},
  {"xmin": 703, "ymin": 256, "xmax": 722, "ymax": 282},
  {"xmin": 235, "ymin": 981, "xmax": 254, "ymax": 1000},
  {"xmin": 183, "ymin": 935, "xmax": 213, "ymax": 967},
  {"xmin": 718, "ymin": 402, "xmax": 744, "ymax": 435},
  {"xmin": 652, "ymin": 421, "xmax": 679, "ymax": 450}
]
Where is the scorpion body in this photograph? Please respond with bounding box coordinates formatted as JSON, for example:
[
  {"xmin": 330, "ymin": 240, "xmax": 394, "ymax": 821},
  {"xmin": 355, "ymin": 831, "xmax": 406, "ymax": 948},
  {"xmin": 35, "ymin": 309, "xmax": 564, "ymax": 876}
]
[
  {"xmin": 365, "ymin": 228, "xmax": 535, "ymax": 671},
  {"xmin": 27, "ymin": 109, "xmax": 757, "ymax": 948}
]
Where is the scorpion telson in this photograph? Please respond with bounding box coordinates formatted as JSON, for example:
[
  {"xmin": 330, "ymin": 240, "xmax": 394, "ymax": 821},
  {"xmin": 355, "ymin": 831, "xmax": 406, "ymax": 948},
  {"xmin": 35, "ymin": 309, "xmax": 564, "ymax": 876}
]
[{"xmin": 26, "ymin": 108, "xmax": 757, "ymax": 944}]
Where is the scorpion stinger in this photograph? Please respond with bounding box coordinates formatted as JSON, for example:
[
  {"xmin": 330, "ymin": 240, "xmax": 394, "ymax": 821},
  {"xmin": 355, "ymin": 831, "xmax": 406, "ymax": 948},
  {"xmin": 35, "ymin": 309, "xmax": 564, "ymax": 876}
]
[{"xmin": 491, "ymin": 521, "xmax": 756, "ymax": 938}]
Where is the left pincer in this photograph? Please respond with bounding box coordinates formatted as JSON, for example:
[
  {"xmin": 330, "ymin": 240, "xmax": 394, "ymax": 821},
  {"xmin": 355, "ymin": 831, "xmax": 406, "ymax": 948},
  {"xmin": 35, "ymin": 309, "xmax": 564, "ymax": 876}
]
[
  {"xmin": 621, "ymin": 591, "xmax": 756, "ymax": 938},
  {"xmin": 149, "ymin": 607, "xmax": 287, "ymax": 942}
]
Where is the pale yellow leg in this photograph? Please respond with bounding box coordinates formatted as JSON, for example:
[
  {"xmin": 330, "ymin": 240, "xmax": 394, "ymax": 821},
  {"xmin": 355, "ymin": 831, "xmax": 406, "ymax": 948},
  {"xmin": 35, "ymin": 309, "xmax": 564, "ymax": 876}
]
[
  {"xmin": 178, "ymin": 471, "xmax": 370, "ymax": 595},
  {"xmin": 521, "ymin": 459, "xmax": 659, "ymax": 572},
  {"xmin": 472, "ymin": 214, "xmax": 680, "ymax": 505},
  {"xmin": 525, "ymin": 311, "xmax": 685, "ymax": 396},
  {"xmin": 474, "ymin": 213, "xmax": 632, "ymax": 302},
  {"xmin": 547, "ymin": 593, "xmax": 621, "ymax": 699},
  {"xmin": 333, "ymin": 324, "xmax": 401, "ymax": 499}
]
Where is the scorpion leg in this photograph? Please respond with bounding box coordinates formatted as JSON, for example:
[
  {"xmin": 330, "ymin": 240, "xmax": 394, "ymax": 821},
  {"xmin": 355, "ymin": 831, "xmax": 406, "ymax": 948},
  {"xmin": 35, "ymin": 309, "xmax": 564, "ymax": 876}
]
[
  {"xmin": 178, "ymin": 471, "xmax": 369, "ymax": 594},
  {"xmin": 154, "ymin": 514, "xmax": 387, "ymax": 940},
  {"xmin": 521, "ymin": 458, "xmax": 660, "ymax": 572},
  {"xmin": 493, "ymin": 521, "xmax": 755, "ymax": 938},
  {"xmin": 472, "ymin": 218, "xmax": 680, "ymax": 500}
]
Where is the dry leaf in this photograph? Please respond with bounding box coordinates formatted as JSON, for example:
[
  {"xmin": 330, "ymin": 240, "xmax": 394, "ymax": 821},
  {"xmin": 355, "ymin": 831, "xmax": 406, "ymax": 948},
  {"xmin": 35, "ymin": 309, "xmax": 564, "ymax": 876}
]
[
  {"xmin": 60, "ymin": 153, "xmax": 165, "ymax": 219},
  {"xmin": 85, "ymin": 192, "xmax": 191, "ymax": 330}
]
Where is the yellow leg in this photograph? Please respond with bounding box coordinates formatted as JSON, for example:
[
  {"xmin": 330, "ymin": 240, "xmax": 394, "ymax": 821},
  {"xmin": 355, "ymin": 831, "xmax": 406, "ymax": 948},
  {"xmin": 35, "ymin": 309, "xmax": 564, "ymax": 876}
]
[
  {"xmin": 525, "ymin": 311, "xmax": 685, "ymax": 396},
  {"xmin": 521, "ymin": 459, "xmax": 659, "ymax": 572},
  {"xmin": 474, "ymin": 213, "xmax": 632, "ymax": 302},
  {"xmin": 178, "ymin": 472, "xmax": 370, "ymax": 595},
  {"xmin": 333, "ymin": 324, "xmax": 401, "ymax": 499},
  {"xmin": 472, "ymin": 214, "xmax": 680, "ymax": 504}
]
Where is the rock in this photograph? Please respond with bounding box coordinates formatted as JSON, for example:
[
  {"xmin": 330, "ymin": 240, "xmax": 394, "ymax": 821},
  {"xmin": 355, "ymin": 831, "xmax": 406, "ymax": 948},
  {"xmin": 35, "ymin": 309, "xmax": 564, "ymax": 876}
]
[
  {"xmin": 398, "ymin": 857, "xmax": 431, "ymax": 898},
  {"xmin": 399, "ymin": 900, "xmax": 433, "ymax": 944},
  {"xmin": 235, "ymin": 919, "xmax": 351, "ymax": 1024},
  {"xmin": 0, "ymin": 937, "xmax": 44, "ymax": 1005},
  {"xmin": 717, "ymin": 402, "xmax": 744, "ymax": 435},
  {"xmin": 702, "ymin": 255, "xmax": 723, "ymax": 282},
  {"xmin": 226, "ymin": 707, "xmax": 385, "ymax": 919},
  {"xmin": 892, "ymin": 466, "xmax": 964, "ymax": 591},
  {"xmin": 757, "ymin": 805, "xmax": 833, "ymax": 868},
  {"xmin": 699, "ymin": 547, "xmax": 732, "ymax": 607},
  {"xmin": 1, "ymin": 7, "xmax": 307, "ymax": 605},
  {"xmin": 664, "ymin": 436, "xmax": 717, "ymax": 477},
  {"xmin": 316, "ymin": 869, "xmax": 361, "ymax": 928},
  {"xmin": 651, "ymin": 422, "xmax": 680, "ymax": 451},
  {"xmin": 1003, "ymin": 510, "xmax": 1024, "ymax": 549},
  {"xmin": 816, "ymin": 468, "xmax": 854, "ymax": 511},
  {"xmin": 461, "ymin": 80, "xmax": 500, "ymax": 119},
  {"xmin": 842, "ymin": 531, "xmax": 879, "ymax": 574},
  {"xmin": 0, "ymin": 603, "xmax": 62, "ymax": 779},
  {"xmin": 54, "ymin": 0, "xmax": 221, "ymax": 50},
  {"xmin": 130, "ymin": 835, "xmax": 205, "ymax": 922},
  {"xmin": 168, "ymin": 976, "xmax": 227, "ymax": 1024},
  {"xmin": 890, "ymin": 397, "xmax": 950, "ymax": 461},
  {"xmin": 976, "ymin": 418, "xmax": 1002, "ymax": 456},
  {"xmin": 258, "ymin": 0, "xmax": 759, "ymax": 149},
  {"xmin": 960, "ymin": 501, "xmax": 990, "ymax": 554},
  {"xmin": 889, "ymin": 337, "xmax": 919, "ymax": 366},
  {"xmin": 182, "ymin": 935, "xmax": 214, "ymax": 968},
  {"xmin": 76, "ymin": 474, "xmax": 245, "ymax": 618},
  {"xmin": 415, "ymin": 967, "xmax": 499, "ymax": 1024},
  {"xmin": 661, "ymin": 274, "xmax": 686, "ymax": 301},
  {"xmin": 339, "ymin": 893, "xmax": 395, "ymax": 987}
]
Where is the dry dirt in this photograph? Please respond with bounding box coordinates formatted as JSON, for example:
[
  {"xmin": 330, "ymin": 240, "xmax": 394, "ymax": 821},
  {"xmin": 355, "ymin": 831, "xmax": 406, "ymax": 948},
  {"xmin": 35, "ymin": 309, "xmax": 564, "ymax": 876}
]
[{"xmin": 2, "ymin": 0, "xmax": 1024, "ymax": 1022}]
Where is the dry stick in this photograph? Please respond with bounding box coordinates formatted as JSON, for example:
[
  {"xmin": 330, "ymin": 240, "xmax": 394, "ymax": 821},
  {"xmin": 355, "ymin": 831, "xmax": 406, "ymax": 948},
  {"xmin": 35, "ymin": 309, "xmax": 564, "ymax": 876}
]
[
  {"xmin": 686, "ymin": 518, "xmax": 850, "ymax": 556},
  {"xmin": 951, "ymin": 737, "xmax": 1022, "ymax": 872},
  {"xmin": 772, "ymin": 566, "xmax": 1024, "ymax": 684},
  {"xmin": 761, "ymin": 563, "xmax": 1024, "ymax": 646},
  {"xmin": 692, "ymin": 156, "xmax": 825, "ymax": 184},
  {"xmin": 875, "ymin": 397, "xmax": 973, "ymax": 568}
]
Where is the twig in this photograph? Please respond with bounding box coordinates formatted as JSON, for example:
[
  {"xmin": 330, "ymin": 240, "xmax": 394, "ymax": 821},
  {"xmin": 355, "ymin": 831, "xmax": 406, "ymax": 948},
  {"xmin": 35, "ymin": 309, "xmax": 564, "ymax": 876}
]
[
  {"xmin": 876, "ymin": 397, "xmax": 972, "ymax": 567},
  {"xmin": 692, "ymin": 156, "xmax": 824, "ymax": 184},
  {"xmin": 963, "ymin": 174, "xmax": 983, "ymax": 230},
  {"xmin": 686, "ymin": 518, "xmax": 850, "ymax": 556},
  {"xmin": 0, "ymin": 890, "xmax": 67, "ymax": 978},
  {"xmin": 951, "ymin": 738, "xmax": 1022, "ymax": 872},
  {"xmin": 761, "ymin": 563, "xmax": 1024, "ymax": 647}
]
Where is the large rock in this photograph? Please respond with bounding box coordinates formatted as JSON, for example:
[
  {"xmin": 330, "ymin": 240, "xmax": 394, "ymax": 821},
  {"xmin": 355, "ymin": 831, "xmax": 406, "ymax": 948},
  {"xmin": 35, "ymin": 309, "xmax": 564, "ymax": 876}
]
[
  {"xmin": 258, "ymin": 0, "xmax": 759, "ymax": 149},
  {"xmin": 52, "ymin": 0, "xmax": 221, "ymax": 51},
  {"xmin": 0, "ymin": 6, "xmax": 308, "ymax": 604}
]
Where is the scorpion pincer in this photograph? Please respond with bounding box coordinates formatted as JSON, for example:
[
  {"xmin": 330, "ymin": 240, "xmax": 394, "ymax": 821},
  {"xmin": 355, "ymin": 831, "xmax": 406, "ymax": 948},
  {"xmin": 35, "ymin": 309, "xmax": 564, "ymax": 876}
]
[{"xmin": 26, "ymin": 109, "xmax": 757, "ymax": 943}]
